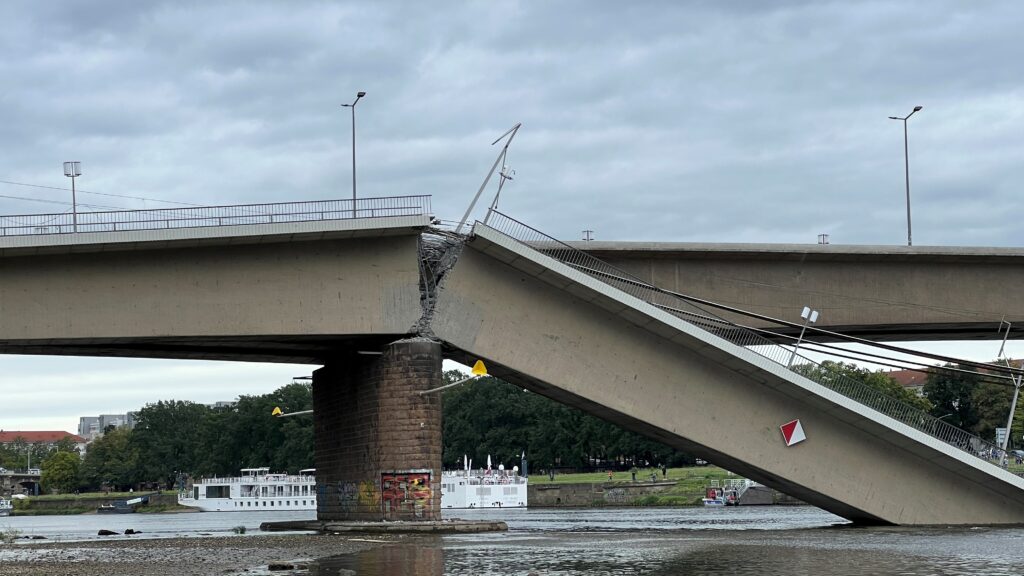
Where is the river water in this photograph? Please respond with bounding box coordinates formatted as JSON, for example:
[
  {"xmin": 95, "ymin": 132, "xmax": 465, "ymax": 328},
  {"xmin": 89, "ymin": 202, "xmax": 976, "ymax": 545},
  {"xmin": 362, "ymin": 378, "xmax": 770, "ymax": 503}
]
[{"xmin": 4, "ymin": 506, "xmax": 1024, "ymax": 575}]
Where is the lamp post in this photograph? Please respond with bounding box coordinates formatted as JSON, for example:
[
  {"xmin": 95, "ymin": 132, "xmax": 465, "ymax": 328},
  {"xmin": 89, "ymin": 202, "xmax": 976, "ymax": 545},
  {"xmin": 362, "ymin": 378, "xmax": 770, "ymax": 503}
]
[
  {"xmin": 888, "ymin": 106, "xmax": 922, "ymax": 246},
  {"xmin": 996, "ymin": 321, "xmax": 1022, "ymax": 461},
  {"xmin": 63, "ymin": 161, "xmax": 82, "ymax": 232},
  {"xmin": 341, "ymin": 91, "xmax": 366, "ymax": 218},
  {"xmin": 787, "ymin": 306, "xmax": 820, "ymax": 368}
]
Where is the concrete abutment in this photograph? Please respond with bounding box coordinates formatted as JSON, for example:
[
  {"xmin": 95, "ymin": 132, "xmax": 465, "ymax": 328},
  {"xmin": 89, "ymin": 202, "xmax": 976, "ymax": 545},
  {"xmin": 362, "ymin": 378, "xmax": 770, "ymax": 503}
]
[{"xmin": 312, "ymin": 339, "xmax": 443, "ymax": 522}]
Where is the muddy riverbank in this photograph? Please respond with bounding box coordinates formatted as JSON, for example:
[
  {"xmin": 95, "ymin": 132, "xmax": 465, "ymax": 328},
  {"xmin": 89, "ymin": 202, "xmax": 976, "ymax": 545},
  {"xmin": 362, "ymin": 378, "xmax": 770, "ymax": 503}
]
[{"xmin": 0, "ymin": 533, "xmax": 395, "ymax": 576}]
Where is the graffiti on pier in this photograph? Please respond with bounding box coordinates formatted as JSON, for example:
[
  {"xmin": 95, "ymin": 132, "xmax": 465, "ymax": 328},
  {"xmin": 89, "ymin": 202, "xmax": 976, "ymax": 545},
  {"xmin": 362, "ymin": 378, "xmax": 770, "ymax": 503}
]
[
  {"xmin": 359, "ymin": 479, "xmax": 380, "ymax": 508},
  {"xmin": 380, "ymin": 471, "xmax": 432, "ymax": 519},
  {"xmin": 317, "ymin": 481, "xmax": 361, "ymax": 513},
  {"xmin": 337, "ymin": 482, "xmax": 358, "ymax": 511}
]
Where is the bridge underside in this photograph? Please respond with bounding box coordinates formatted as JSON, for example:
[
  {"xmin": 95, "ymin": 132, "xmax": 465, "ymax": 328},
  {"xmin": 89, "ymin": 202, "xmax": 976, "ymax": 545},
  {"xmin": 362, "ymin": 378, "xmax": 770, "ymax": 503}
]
[{"xmin": 0, "ymin": 334, "xmax": 402, "ymax": 364}]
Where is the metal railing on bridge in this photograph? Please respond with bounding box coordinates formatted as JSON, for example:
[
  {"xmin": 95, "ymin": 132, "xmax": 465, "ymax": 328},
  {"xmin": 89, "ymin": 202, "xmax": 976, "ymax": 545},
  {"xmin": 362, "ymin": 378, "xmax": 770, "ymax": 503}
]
[
  {"xmin": 0, "ymin": 196, "xmax": 432, "ymax": 237},
  {"xmin": 479, "ymin": 210, "xmax": 1011, "ymax": 470}
]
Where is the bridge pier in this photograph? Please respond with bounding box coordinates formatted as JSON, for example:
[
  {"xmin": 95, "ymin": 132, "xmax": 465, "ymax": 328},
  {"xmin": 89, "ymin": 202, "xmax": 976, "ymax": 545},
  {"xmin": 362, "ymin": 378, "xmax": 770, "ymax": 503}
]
[{"xmin": 312, "ymin": 339, "xmax": 443, "ymax": 521}]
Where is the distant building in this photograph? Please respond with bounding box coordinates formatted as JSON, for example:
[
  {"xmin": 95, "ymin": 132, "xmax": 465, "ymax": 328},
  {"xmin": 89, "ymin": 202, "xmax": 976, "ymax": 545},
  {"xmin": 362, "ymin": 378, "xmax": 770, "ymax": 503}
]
[
  {"xmin": 886, "ymin": 368, "xmax": 928, "ymax": 397},
  {"xmin": 887, "ymin": 359, "xmax": 1023, "ymax": 400},
  {"xmin": 78, "ymin": 413, "xmax": 137, "ymax": 441},
  {"xmin": 0, "ymin": 431, "xmax": 88, "ymax": 455}
]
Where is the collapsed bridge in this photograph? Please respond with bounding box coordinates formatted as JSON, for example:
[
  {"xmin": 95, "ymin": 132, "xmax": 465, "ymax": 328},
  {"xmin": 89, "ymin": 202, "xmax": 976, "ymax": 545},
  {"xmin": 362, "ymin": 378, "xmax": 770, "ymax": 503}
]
[{"xmin": 1, "ymin": 196, "xmax": 1022, "ymax": 525}]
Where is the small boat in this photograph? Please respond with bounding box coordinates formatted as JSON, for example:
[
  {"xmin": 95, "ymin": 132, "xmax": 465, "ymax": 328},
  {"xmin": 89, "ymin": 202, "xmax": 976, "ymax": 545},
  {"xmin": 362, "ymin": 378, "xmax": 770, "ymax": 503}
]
[
  {"xmin": 178, "ymin": 468, "xmax": 317, "ymax": 512},
  {"xmin": 702, "ymin": 486, "xmax": 740, "ymax": 507},
  {"xmin": 0, "ymin": 498, "xmax": 13, "ymax": 517},
  {"xmin": 98, "ymin": 495, "xmax": 150, "ymax": 514}
]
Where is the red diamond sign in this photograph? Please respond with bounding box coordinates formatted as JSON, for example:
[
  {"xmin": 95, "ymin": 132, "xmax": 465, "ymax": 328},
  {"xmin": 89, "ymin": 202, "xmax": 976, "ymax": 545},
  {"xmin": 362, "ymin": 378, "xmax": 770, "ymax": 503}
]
[{"xmin": 780, "ymin": 419, "xmax": 806, "ymax": 446}]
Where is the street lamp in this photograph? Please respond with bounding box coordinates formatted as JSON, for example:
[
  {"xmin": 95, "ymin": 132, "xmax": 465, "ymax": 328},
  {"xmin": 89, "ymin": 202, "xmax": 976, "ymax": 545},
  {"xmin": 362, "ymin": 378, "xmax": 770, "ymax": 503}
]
[
  {"xmin": 341, "ymin": 91, "xmax": 366, "ymax": 217},
  {"xmin": 63, "ymin": 161, "xmax": 82, "ymax": 232},
  {"xmin": 787, "ymin": 306, "xmax": 820, "ymax": 368},
  {"xmin": 996, "ymin": 321, "xmax": 1022, "ymax": 460},
  {"xmin": 888, "ymin": 105, "xmax": 923, "ymax": 246}
]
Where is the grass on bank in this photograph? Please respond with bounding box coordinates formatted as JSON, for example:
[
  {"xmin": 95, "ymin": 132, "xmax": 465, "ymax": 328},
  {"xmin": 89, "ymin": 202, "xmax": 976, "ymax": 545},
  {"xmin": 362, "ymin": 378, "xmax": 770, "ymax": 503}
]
[
  {"xmin": 531, "ymin": 466, "xmax": 734, "ymax": 486},
  {"xmin": 532, "ymin": 466, "xmax": 738, "ymax": 506},
  {"xmin": 22, "ymin": 489, "xmax": 178, "ymax": 501},
  {"xmin": 9, "ymin": 490, "xmax": 189, "ymax": 515}
]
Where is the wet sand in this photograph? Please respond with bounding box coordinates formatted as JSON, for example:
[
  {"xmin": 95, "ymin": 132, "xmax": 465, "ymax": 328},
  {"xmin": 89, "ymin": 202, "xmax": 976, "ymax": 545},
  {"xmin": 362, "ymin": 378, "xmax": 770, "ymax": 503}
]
[{"xmin": 0, "ymin": 533, "xmax": 397, "ymax": 576}]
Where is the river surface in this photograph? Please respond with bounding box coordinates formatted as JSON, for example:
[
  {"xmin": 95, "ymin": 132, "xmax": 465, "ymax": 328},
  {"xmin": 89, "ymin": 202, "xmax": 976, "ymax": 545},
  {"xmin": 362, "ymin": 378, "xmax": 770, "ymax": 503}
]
[{"xmin": 5, "ymin": 506, "xmax": 1024, "ymax": 575}]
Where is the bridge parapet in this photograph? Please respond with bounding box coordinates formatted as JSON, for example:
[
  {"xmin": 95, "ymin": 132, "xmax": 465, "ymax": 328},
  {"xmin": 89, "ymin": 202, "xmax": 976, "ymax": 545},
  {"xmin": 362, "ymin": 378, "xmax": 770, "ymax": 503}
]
[{"xmin": 0, "ymin": 196, "xmax": 431, "ymax": 237}]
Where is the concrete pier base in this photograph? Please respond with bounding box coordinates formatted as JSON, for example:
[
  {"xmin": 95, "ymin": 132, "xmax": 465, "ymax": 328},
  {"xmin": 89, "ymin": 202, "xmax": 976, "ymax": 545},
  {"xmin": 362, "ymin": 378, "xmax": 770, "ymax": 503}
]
[{"xmin": 313, "ymin": 339, "xmax": 443, "ymax": 522}]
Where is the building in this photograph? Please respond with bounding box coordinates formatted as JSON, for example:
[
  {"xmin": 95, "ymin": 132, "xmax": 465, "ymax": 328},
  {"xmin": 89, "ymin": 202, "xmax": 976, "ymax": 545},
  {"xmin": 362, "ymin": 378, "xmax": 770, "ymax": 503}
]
[
  {"xmin": 77, "ymin": 413, "xmax": 136, "ymax": 441},
  {"xmin": 0, "ymin": 431, "xmax": 88, "ymax": 456},
  {"xmin": 888, "ymin": 359, "xmax": 1023, "ymax": 399},
  {"xmin": 887, "ymin": 368, "xmax": 928, "ymax": 397}
]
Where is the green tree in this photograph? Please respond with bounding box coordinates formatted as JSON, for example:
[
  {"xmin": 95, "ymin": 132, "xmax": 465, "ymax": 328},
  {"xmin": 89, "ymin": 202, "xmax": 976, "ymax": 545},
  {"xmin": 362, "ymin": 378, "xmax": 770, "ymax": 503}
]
[
  {"xmin": 794, "ymin": 361, "xmax": 932, "ymax": 412},
  {"xmin": 972, "ymin": 380, "xmax": 1014, "ymax": 443},
  {"xmin": 53, "ymin": 435, "xmax": 79, "ymax": 456},
  {"xmin": 441, "ymin": 371, "xmax": 694, "ymax": 471},
  {"xmin": 923, "ymin": 364, "xmax": 981, "ymax": 431},
  {"xmin": 192, "ymin": 382, "xmax": 314, "ymax": 476},
  {"xmin": 80, "ymin": 428, "xmax": 138, "ymax": 491},
  {"xmin": 0, "ymin": 437, "xmax": 51, "ymax": 471},
  {"xmin": 132, "ymin": 400, "xmax": 211, "ymax": 486},
  {"xmin": 40, "ymin": 451, "xmax": 80, "ymax": 493}
]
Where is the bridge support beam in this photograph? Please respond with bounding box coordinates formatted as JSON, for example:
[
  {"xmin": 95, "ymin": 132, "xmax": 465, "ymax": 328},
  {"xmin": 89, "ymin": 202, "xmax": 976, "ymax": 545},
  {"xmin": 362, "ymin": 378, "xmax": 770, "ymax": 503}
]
[{"xmin": 312, "ymin": 339, "xmax": 443, "ymax": 521}]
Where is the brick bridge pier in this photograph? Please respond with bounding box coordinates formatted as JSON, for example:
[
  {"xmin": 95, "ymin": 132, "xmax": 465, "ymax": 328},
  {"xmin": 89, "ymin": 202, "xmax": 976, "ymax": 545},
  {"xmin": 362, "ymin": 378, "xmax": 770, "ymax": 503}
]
[{"xmin": 312, "ymin": 339, "xmax": 443, "ymax": 521}]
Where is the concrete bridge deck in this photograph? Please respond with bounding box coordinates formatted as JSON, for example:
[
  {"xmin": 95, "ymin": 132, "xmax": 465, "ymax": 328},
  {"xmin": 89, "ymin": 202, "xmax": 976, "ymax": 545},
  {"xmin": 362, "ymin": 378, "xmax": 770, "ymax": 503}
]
[{"xmin": 573, "ymin": 241, "xmax": 1024, "ymax": 341}]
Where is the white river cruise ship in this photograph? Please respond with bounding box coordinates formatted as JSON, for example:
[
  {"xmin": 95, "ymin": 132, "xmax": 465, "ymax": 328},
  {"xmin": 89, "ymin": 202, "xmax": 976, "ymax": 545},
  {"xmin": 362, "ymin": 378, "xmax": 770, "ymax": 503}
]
[
  {"xmin": 440, "ymin": 465, "xmax": 528, "ymax": 509},
  {"xmin": 179, "ymin": 464, "xmax": 528, "ymax": 511},
  {"xmin": 178, "ymin": 468, "xmax": 317, "ymax": 512}
]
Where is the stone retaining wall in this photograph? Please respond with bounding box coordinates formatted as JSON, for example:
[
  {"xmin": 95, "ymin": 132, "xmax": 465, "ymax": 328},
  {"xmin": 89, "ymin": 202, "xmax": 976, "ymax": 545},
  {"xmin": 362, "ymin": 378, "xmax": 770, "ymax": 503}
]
[{"xmin": 529, "ymin": 481, "xmax": 678, "ymax": 507}]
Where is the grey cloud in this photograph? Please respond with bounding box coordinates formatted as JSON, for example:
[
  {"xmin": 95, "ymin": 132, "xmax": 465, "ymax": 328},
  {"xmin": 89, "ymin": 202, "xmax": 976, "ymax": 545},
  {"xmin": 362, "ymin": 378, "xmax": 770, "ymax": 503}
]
[{"xmin": 1, "ymin": 0, "xmax": 1023, "ymax": 246}]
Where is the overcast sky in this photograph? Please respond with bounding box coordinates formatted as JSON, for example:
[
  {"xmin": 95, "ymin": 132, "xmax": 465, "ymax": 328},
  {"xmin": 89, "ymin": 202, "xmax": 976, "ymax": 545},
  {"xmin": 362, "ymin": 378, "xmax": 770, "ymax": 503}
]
[{"xmin": 2, "ymin": 1, "xmax": 1023, "ymax": 433}]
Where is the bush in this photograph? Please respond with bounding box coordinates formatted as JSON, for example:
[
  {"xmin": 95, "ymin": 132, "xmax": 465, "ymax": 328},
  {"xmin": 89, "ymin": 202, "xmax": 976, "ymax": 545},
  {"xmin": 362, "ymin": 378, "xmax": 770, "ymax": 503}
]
[{"xmin": 0, "ymin": 527, "xmax": 21, "ymax": 544}]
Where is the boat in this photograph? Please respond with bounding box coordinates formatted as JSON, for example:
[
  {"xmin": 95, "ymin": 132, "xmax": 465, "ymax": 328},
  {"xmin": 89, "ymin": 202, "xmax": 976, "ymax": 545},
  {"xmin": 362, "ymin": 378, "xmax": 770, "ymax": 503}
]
[
  {"xmin": 98, "ymin": 495, "xmax": 150, "ymax": 514},
  {"xmin": 178, "ymin": 461, "xmax": 527, "ymax": 512},
  {"xmin": 702, "ymin": 487, "xmax": 739, "ymax": 507},
  {"xmin": 0, "ymin": 498, "xmax": 12, "ymax": 517},
  {"xmin": 440, "ymin": 457, "xmax": 528, "ymax": 509},
  {"xmin": 178, "ymin": 468, "xmax": 317, "ymax": 512}
]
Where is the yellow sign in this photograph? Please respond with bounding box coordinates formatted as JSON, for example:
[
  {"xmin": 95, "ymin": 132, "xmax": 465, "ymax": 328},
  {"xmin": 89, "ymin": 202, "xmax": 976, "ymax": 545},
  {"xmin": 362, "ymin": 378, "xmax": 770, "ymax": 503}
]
[
  {"xmin": 271, "ymin": 407, "xmax": 283, "ymax": 416},
  {"xmin": 471, "ymin": 360, "xmax": 488, "ymax": 376}
]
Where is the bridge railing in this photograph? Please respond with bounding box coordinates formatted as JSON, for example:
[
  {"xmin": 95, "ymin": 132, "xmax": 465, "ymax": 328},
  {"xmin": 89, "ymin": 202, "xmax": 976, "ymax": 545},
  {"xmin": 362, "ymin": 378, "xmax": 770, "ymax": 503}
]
[
  {"xmin": 0, "ymin": 196, "xmax": 432, "ymax": 237},
  {"xmin": 479, "ymin": 210, "xmax": 1010, "ymax": 469}
]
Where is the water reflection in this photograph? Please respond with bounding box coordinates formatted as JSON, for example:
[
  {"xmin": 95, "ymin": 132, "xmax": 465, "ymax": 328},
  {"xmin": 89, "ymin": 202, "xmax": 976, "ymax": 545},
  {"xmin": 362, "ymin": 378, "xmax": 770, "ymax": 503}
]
[
  {"xmin": 309, "ymin": 517, "xmax": 1024, "ymax": 576},
  {"xmin": 313, "ymin": 541, "xmax": 444, "ymax": 576}
]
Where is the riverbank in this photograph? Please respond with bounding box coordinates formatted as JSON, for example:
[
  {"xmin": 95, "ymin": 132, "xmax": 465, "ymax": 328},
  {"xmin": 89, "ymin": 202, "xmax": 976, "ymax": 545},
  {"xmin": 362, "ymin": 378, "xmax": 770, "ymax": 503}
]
[
  {"xmin": 0, "ymin": 532, "xmax": 394, "ymax": 576},
  {"xmin": 9, "ymin": 492, "xmax": 186, "ymax": 515},
  {"xmin": 529, "ymin": 466, "xmax": 782, "ymax": 506}
]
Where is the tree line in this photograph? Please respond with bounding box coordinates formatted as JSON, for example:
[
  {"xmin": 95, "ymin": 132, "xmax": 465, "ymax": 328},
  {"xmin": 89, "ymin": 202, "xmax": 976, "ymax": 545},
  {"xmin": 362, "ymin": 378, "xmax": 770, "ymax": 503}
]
[
  {"xmin": 18, "ymin": 362, "xmax": 1024, "ymax": 494},
  {"xmin": 795, "ymin": 360, "xmax": 1023, "ymax": 445}
]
